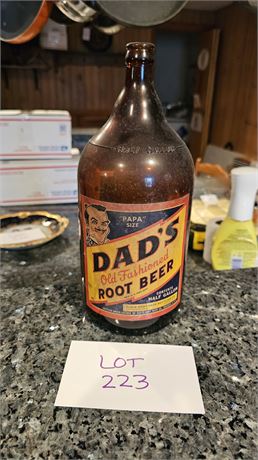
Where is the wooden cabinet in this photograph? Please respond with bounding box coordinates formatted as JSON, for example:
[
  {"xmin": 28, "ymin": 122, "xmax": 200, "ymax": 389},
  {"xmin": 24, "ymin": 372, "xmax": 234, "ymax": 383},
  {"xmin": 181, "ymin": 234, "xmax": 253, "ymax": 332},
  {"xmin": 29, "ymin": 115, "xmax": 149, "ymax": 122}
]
[
  {"xmin": 210, "ymin": 3, "xmax": 257, "ymax": 160},
  {"xmin": 188, "ymin": 29, "xmax": 220, "ymax": 161}
]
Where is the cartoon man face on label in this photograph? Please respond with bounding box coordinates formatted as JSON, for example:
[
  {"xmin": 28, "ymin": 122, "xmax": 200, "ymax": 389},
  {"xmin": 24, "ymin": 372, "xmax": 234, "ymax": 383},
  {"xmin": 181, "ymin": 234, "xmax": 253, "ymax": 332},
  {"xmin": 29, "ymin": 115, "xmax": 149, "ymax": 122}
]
[{"xmin": 85, "ymin": 204, "xmax": 110, "ymax": 246}]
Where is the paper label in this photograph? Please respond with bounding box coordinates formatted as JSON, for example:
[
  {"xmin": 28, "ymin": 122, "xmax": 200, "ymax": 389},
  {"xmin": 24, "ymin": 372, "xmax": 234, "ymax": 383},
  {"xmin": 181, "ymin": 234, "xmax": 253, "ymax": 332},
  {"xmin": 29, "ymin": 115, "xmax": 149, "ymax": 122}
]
[
  {"xmin": 190, "ymin": 112, "xmax": 203, "ymax": 133},
  {"xmin": 231, "ymin": 255, "xmax": 243, "ymax": 269},
  {"xmin": 0, "ymin": 225, "xmax": 45, "ymax": 245},
  {"xmin": 55, "ymin": 341, "xmax": 205, "ymax": 414},
  {"xmin": 193, "ymin": 230, "xmax": 206, "ymax": 251},
  {"xmin": 80, "ymin": 195, "xmax": 189, "ymax": 320},
  {"xmin": 82, "ymin": 27, "xmax": 91, "ymax": 41}
]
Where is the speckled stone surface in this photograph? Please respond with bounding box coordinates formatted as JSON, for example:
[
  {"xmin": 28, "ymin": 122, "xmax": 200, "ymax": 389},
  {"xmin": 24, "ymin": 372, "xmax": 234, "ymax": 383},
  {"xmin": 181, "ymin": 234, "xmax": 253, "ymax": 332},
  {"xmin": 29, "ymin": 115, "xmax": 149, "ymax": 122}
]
[{"xmin": 1, "ymin": 205, "xmax": 257, "ymax": 460}]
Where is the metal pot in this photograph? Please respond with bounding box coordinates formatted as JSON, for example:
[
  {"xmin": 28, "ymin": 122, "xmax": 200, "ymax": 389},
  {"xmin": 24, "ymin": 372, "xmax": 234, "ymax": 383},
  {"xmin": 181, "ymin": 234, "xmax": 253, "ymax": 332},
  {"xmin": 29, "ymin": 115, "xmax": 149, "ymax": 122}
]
[
  {"xmin": 55, "ymin": 0, "xmax": 97, "ymax": 23},
  {"xmin": 0, "ymin": 0, "xmax": 52, "ymax": 44},
  {"xmin": 55, "ymin": 0, "xmax": 189, "ymax": 28},
  {"xmin": 95, "ymin": 0, "xmax": 189, "ymax": 27}
]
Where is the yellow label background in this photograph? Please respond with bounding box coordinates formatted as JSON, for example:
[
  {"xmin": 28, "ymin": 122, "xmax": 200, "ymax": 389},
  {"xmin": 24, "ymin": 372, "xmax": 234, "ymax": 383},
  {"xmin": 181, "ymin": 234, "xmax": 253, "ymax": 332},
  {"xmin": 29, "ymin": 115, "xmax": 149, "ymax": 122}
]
[
  {"xmin": 86, "ymin": 206, "xmax": 186, "ymax": 305},
  {"xmin": 193, "ymin": 230, "xmax": 206, "ymax": 250}
]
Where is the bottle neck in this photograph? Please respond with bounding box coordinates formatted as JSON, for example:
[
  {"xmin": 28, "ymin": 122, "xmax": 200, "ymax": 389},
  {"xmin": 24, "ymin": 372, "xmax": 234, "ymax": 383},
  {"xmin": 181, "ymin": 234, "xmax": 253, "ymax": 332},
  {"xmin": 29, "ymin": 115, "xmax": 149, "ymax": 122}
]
[
  {"xmin": 90, "ymin": 41, "xmax": 187, "ymax": 150},
  {"xmin": 111, "ymin": 58, "xmax": 165, "ymax": 130},
  {"xmin": 125, "ymin": 62, "xmax": 154, "ymax": 86},
  {"xmin": 113, "ymin": 62, "xmax": 165, "ymax": 133}
]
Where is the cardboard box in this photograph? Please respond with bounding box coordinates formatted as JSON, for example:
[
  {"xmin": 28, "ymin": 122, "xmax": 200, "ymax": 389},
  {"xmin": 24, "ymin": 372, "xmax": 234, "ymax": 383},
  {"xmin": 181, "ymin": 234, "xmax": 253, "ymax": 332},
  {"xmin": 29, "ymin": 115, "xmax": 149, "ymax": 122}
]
[
  {"xmin": 0, "ymin": 157, "xmax": 79, "ymax": 206},
  {"xmin": 0, "ymin": 110, "xmax": 72, "ymax": 160}
]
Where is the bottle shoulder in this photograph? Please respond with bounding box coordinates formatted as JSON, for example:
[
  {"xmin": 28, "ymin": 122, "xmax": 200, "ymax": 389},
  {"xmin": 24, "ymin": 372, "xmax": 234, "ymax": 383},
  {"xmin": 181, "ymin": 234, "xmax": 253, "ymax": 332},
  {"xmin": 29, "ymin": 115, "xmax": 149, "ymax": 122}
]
[
  {"xmin": 79, "ymin": 136, "xmax": 194, "ymax": 172},
  {"xmin": 89, "ymin": 116, "xmax": 188, "ymax": 154}
]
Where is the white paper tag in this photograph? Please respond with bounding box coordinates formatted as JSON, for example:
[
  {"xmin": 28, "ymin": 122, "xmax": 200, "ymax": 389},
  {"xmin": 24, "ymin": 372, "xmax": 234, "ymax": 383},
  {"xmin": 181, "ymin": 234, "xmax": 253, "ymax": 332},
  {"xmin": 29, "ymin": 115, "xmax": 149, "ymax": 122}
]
[
  {"xmin": 55, "ymin": 341, "xmax": 205, "ymax": 414},
  {"xmin": 200, "ymin": 194, "xmax": 219, "ymax": 206},
  {"xmin": 82, "ymin": 27, "xmax": 91, "ymax": 41},
  {"xmin": 190, "ymin": 112, "xmax": 203, "ymax": 133},
  {"xmin": 193, "ymin": 93, "xmax": 201, "ymax": 109},
  {"xmin": 0, "ymin": 225, "xmax": 45, "ymax": 245}
]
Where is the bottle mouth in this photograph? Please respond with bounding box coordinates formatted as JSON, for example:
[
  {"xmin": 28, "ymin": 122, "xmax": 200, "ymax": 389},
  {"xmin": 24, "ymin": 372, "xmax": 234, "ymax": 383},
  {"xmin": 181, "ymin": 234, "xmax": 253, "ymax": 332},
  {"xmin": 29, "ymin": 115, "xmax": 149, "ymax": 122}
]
[{"xmin": 125, "ymin": 42, "xmax": 155, "ymax": 63}]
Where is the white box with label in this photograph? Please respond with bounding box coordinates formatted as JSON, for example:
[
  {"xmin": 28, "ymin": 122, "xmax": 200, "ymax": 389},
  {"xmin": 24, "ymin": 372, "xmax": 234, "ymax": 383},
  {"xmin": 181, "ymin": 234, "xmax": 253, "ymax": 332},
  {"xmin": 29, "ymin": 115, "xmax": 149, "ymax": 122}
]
[
  {"xmin": 0, "ymin": 110, "xmax": 72, "ymax": 160},
  {"xmin": 0, "ymin": 157, "xmax": 79, "ymax": 206}
]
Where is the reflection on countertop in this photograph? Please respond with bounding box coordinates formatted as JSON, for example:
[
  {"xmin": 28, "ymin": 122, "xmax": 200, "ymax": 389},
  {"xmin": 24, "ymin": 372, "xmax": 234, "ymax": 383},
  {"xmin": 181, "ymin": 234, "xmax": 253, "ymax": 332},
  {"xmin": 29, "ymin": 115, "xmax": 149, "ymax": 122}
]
[{"xmin": 1, "ymin": 205, "xmax": 257, "ymax": 460}]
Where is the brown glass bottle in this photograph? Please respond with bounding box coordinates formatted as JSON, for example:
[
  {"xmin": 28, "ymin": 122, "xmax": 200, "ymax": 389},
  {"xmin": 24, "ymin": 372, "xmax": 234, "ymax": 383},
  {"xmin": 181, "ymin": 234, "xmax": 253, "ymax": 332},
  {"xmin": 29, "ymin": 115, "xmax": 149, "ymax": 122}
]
[{"xmin": 78, "ymin": 42, "xmax": 194, "ymax": 332}]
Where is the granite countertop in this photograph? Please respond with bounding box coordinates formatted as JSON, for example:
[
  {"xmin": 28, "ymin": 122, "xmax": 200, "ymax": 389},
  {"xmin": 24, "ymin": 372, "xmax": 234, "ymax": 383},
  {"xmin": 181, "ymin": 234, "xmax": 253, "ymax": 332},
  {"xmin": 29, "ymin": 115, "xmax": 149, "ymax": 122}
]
[{"xmin": 1, "ymin": 205, "xmax": 257, "ymax": 460}]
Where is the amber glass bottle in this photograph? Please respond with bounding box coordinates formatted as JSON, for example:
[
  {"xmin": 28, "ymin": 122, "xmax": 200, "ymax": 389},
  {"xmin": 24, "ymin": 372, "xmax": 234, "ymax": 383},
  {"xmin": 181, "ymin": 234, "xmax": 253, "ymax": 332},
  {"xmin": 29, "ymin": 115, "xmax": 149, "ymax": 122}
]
[{"xmin": 78, "ymin": 42, "xmax": 194, "ymax": 331}]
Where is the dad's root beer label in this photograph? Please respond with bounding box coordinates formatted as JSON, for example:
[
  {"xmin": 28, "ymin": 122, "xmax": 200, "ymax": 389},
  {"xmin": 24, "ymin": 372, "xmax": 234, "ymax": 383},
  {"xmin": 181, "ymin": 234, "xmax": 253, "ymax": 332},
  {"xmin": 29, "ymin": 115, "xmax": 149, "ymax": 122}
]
[{"xmin": 80, "ymin": 195, "xmax": 189, "ymax": 321}]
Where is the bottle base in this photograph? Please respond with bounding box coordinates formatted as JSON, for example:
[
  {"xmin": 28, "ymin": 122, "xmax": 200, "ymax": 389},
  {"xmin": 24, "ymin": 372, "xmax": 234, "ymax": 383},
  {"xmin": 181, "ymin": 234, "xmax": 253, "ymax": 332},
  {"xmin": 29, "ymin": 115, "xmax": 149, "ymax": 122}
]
[
  {"xmin": 105, "ymin": 317, "xmax": 158, "ymax": 330},
  {"xmin": 84, "ymin": 305, "xmax": 180, "ymax": 335}
]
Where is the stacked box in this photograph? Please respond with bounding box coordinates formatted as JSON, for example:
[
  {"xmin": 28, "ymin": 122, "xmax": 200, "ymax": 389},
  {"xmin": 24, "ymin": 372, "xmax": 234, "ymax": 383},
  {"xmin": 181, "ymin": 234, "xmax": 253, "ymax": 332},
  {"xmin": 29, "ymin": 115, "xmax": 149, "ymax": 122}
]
[{"xmin": 0, "ymin": 110, "xmax": 79, "ymax": 206}]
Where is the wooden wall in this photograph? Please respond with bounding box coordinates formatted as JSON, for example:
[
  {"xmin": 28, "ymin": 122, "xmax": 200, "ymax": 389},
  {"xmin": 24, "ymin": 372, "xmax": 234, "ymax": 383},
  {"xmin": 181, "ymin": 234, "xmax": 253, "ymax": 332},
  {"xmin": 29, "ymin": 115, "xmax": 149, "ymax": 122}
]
[
  {"xmin": 1, "ymin": 8, "xmax": 215, "ymax": 127},
  {"xmin": 1, "ymin": 27, "xmax": 153, "ymax": 126},
  {"xmin": 210, "ymin": 3, "xmax": 257, "ymax": 160},
  {"xmin": 3, "ymin": 63, "xmax": 123, "ymax": 126}
]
